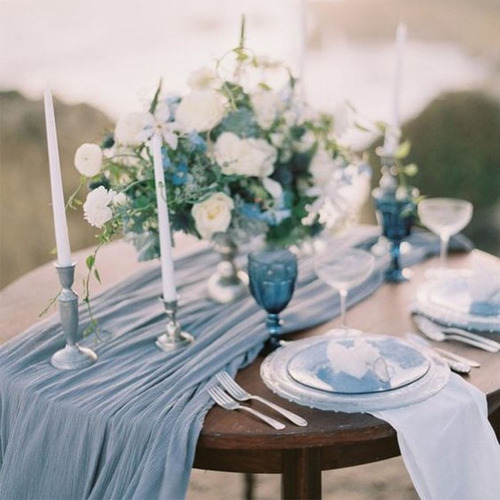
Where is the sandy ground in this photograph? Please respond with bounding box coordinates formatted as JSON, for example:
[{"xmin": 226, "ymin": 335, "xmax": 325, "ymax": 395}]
[{"xmin": 186, "ymin": 459, "xmax": 418, "ymax": 499}]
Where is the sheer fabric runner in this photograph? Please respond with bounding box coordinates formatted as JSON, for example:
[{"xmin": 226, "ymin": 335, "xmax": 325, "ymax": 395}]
[{"xmin": 0, "ymin": 227, "xmax": 462, "ymax": 499}]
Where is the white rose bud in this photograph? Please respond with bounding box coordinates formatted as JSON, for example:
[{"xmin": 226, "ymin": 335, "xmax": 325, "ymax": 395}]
[
  {"xmin": 74, "ymin": 143, "xmax": 102, "ymax": 177},
  {"xmin": 250, "ymin": 90, "xmax": 283, "ymax": 130},
  {"xmin": 214, "ymin": 132, "xmax": 277, "ymax": 177},
  {"xmin": 191, "ymin": 192, "xmax": 234, "ymax": 240},
  {"xmin": 176, "ymin": 90, "xmax": 226, "ymax": 132},
  {"xmin": 83, "ymin": 186, "xmax": 117, "ymax": 228},
  {"xmin": 114, "ymin": 112, "xmax": 154, "ymax": 146},
  {"xmin": 187, "ymin": 67, "xmax": 218, "ymax": 90}
]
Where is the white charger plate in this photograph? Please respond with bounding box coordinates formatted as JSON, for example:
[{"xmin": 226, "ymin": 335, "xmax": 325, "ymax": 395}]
[
  {"xmin": 414, "ymin": 271, "xmax": 500, "ymax": 333},
  {"xmin": 261, "ymin": 334, "xmax": 449, "ymax": 413}
]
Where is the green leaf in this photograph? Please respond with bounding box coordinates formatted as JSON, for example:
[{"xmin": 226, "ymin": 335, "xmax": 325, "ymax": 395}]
[
  {"xmin": 149, "ymin": 79, "xmax": 163, "ymax": 114},
  {"xmin": 395, "ymin": 140, "xmax": 411, "ymax": 159},
  {"xmin": 403, "ymin": 163, "xmax": 419, "ymax": 177},
  {"xmin": 94, "ymin": 268, "xmax": 101, "ymax": 283},
  {"xmin": 86, "ymin": 254, "xmax": 95, "ymax": 271}
]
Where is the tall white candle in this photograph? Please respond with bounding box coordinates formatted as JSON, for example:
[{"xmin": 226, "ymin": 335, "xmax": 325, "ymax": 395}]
[
  {"xmin": 150, "ymin": 133, "xmax": 177, "ymax": 302},
  {"xmin": 43, "ymin": 89, "xmax": 72, "ymax": 267},
  {"xmin": 392, "ymin": 22, "xmax": 407, "ymax": 132},
  {"xmin": 384, "ymin": 22, "xmax": 407, "ymax": 156}
]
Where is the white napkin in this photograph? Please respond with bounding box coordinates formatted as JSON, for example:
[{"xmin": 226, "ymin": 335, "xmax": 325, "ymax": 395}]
[
  {"xmin": 373, "ymin": 374, "xmax": 500, "ymax": 500},
  {"xmin": 469, "ymin": 253, "xmax": 500, "ymax": 316}
]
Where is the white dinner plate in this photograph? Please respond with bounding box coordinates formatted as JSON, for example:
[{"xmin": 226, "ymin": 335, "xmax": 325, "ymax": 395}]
[
  {"xmin": 414, "ymin": 271, "xmax": 500, "ymax": 333},
  {"xmin": 261, "ymin": 333, "xmax": 449, "ymax": 413}
]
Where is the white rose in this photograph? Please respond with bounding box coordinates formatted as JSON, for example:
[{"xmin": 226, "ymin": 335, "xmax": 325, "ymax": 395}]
[
  {"xmin": 112, "ymin": 192, "xmax": 128, "ymax": 206},
  {"xmin": 309, "ymin": 147, "xmax": 338, "ymax": 185},
  {"xmin": 74, "ymin": 143, "xmax": 102, "ymax": 177},
  {"xmin": 295, "ymin": 130, "xmax": 316, "ymax": 153},
  {"xmin": 250, "ymin": 90, "xmax": 283, "ymax": 130},
  {"xmin": 191, "ymin": 192, "xmax": 234, "ymax": 239},
  {"xmin": 83, "ymin": 186, "xmax": 117, "ymax": 228},
  {"xmin": 187, "ymin": 67, "xmax": 218, "ymax": 90},
  {"xmin": 214, "ymin": 132, "xmax": 277, "ymax": 177},
  {"xmin": 262, "ymin": 177, "xmax": 283, "ymax": 199},
  {"xmin": 114, "ymin": 112, "xmax": 154, "ymax": 146},
  {"xmin": 175, "ymin": 90, "xmax": 226, "ymax": 132}
]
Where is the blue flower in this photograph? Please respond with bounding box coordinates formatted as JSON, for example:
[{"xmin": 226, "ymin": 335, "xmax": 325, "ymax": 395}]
[
  {"xmin": 171, "ymin": 162, "xmax": 189, "ymax": 186},
  {"xmin": 259, "ymin": 208, "xmax": 291, "ymax": 225},
  {"xmin": 162, "ymin": 150, "xmax": 172, "ymax": 168},
  {"xmin": 240, "ymin": 203, "xmax": 262, "ymax": 219},
  {"xmin": 187, "ymin": 131, "xmax": 206, "ymax": 152}
]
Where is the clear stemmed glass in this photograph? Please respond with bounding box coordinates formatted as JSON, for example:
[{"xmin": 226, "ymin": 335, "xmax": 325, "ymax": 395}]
[
  {"xmin": 248, "ymin": 249, "xmax": 298, "ymax": 352},
  {"xmin": 418, "ymin": 198, "xmax": 473, "ymax": 272},
  {"xmin": 314, "ymin": 248, "xmax": 375, "ymax": 332}
]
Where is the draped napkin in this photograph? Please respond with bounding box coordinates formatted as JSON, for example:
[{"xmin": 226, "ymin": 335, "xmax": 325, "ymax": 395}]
[
  {"xmin": 469, "ymin": 252, "xmax": 500, "ymax": 316},
  {"xmin": 374, "ymin": 374, "xmax": 500, "ymax": 500},
  {"xmin": 0, "ymin": 227, "xmax": 481, "ymax": 499}
]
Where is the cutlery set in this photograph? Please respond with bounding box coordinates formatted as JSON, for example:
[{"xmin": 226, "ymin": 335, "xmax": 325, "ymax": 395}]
[
  {"xmin": 410, "ymin": 314, "xmax": 499, "ymax": 374},
  {"xmin": 208, "ymin": 371, "xmax": 308, "ymax": 429}
]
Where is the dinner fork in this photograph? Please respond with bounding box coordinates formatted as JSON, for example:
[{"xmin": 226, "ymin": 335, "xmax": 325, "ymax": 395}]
[
  {"xmin": 208, "ymin": 385, "xmax": 285, "ymax": 430},
  {"xmin": 216, "ymin": 371, "xmax": 308, "ymax": 427}
]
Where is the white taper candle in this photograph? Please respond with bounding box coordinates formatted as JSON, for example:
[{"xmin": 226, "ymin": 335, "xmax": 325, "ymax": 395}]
[
  {"xmin": 43, "ymin": 89, "xmax": 72, "ymax": 267},
  {"xmin": 150, "ymin": 133, "xmax": 177, "ymax": 302},
  {"xmin": 392, "ymin": 22, "xmax": 407, "ymax": 132}
]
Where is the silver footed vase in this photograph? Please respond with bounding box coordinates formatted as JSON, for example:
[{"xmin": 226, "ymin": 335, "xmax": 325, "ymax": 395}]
[{"xmin": 207, "ymin": 234, "xmax": 249, "ymax": 304}]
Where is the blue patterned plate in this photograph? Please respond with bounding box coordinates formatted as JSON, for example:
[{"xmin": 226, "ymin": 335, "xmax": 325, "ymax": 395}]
[{"xmin": 287, "ymin": 337, "xmax": 430, "ymax": 395}]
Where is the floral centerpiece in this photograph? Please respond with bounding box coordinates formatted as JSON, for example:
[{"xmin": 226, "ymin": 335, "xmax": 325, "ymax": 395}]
[{"xmin": 73, "ymin": 28, "xmax": 367, "ymax": 286}]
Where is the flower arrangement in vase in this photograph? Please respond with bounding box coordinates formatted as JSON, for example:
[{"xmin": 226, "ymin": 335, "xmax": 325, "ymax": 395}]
[{"xmin": 72, "ymin": 23, "xmax": 368, "ymax": 301}]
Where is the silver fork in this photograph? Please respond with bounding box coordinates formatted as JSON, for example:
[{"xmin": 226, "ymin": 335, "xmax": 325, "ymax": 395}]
[
  {"xmin": 216, "ymin": 371, "xmax": 308, "ymax": 427},
  {"xmin": 208, "ymin": 385, "xmax": 285, "ymax": 430}
]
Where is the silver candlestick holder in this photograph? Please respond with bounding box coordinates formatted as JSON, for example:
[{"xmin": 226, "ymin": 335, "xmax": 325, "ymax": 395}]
[
  {"xmin": 50, "ymin": 263, "xmax": 98, "ymax": 370},
  {"xmin": 155, "ymin": 299, "xmax": 194, "ymax": 352}
]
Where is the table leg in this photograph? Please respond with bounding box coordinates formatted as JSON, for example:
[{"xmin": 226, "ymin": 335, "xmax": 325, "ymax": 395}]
[{"xmin": 281, "ymin": 448, "xmax": 321, "ymax": 500}]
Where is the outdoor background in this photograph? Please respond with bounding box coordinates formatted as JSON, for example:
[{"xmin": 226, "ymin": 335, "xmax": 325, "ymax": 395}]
[
  {"xmin": 0, "ymin": 0, "xmax": 499, "ymax": 497},
  {"xmin": 1, "ymin": 0, "xmax": 499, "ymax": 290}
]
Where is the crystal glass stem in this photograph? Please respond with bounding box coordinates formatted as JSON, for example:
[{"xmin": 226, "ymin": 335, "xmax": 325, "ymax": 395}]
[
  {"xmin": 440, "ymin": 235, "xmax": 450, "ymax": 269},
  {"xmin": 339, "ymin": 289, "xmax": 348, "ymax": 328}
]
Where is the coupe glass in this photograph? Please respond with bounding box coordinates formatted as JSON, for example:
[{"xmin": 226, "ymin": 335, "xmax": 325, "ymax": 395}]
[
  {"xmin": 314, "ymin": 248, "xmax": 375, "ymax": 331},
  {"xmin": 418, "ymin": 198, "xmax": 473, "ymax": 271},
  {"xmin": 248, "ymin": 249, "xmax": 298, "ymax": 351}
]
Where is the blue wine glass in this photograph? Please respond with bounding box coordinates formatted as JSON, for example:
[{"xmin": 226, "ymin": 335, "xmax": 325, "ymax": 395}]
[
  {"xmin": 374, "ymin": 195, "xmax": 415, "ymax": 282},
  {"xmin": 248, "ymin": 249, "xmax": 298, "ymax": 352}
]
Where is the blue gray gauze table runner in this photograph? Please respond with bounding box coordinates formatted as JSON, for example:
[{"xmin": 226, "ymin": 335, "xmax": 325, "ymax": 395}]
[{"xmin": 0, "ymin": 227, "xmax": 466, "ymax": 499}]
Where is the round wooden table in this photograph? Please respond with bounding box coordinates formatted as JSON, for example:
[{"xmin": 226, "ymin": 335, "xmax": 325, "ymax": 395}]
[{"xmin": 1, "ymin": 239, "xmax": 499, "ymax": 499}]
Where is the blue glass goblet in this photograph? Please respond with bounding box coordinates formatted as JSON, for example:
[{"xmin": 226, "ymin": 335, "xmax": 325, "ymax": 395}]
[
  {"xmin": 374, "ymin": 194, "xmax": 415, "ymax": 282},
  {"xmin": 248, "ymin": 249, "xmax": 298, "ymax": 352}
]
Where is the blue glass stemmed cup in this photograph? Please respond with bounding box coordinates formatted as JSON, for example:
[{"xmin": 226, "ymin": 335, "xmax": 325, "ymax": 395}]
[{"xmin": 248, "ymin": 249, "xmax": 298, "ymax": 352}]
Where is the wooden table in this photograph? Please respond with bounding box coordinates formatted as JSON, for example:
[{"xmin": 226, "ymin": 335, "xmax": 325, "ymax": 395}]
[{"xmin": 1, "ymin": 239, "xmax": 499, "ymax": 499}]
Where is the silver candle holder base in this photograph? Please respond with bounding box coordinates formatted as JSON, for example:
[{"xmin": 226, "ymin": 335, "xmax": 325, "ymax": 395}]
[
  {"xmin": 51, "ymin": 264, "xmax": 98, "ymax": 370},
  {"xmin": 155, "ymin": 299, "xmax": 194, "ymax": 352}
]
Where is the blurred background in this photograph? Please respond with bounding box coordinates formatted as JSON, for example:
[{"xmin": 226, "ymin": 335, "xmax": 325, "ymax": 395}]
[{"xmin": 1, "ymin": 0, "xmax": 499, "ymax": 291}]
